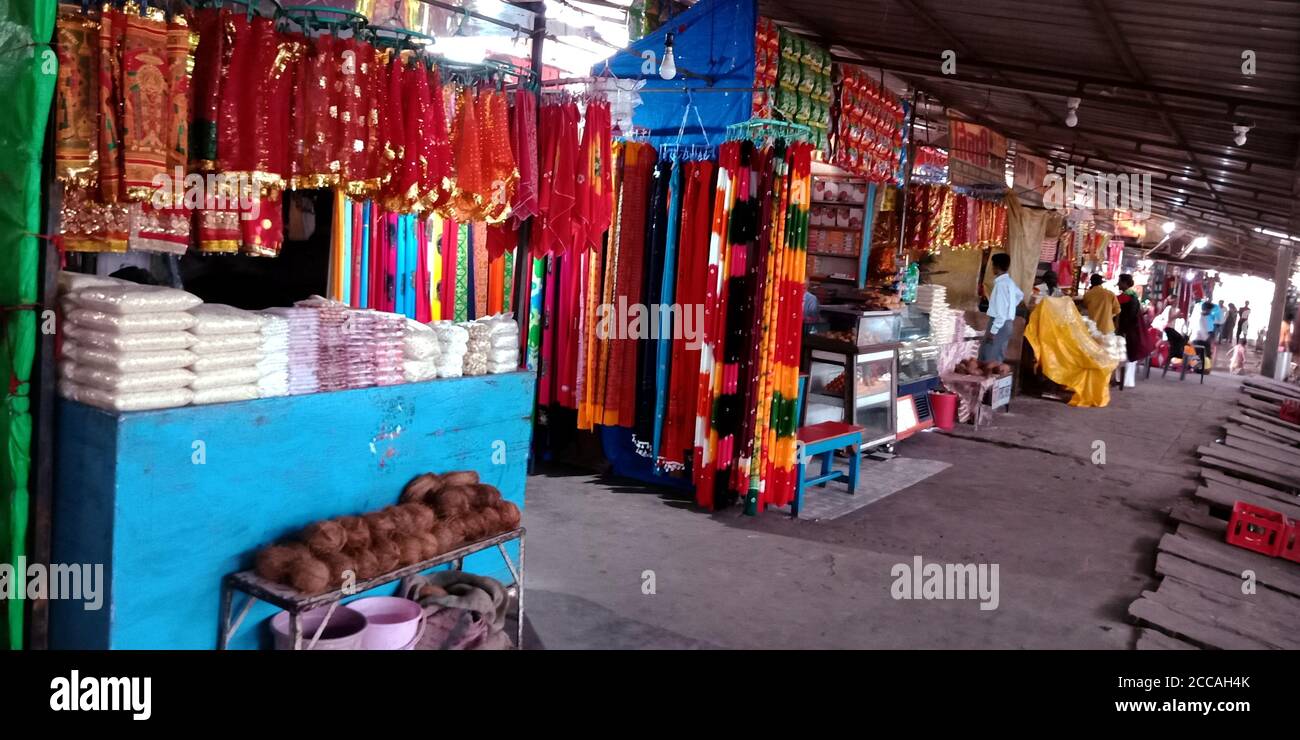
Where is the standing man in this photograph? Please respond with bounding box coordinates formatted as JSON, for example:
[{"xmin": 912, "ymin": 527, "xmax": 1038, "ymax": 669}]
[
  {"xmin": 1220, "ymin": 302, "xmax": 1238, "ymax": 345},
  {"xmin": 1211, "ymin": 300, "xmax": 1226, "ymax": 343},
  {"xmin": 1237, "ymin": 300, "xmax": 1252, "ymax": 341},
  {"xmin": 980, "ymin": 253, "xmax": 1023, "ymax": 363},
  {"xmin": 1081, "ymin": 273, "xmax": 1120, "ymax": 333}
]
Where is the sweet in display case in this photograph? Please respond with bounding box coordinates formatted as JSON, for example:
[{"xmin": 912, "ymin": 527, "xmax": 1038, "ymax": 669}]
[{"xmin": 801, "ymin": 306, "xmax": 901, "ymax": 451}]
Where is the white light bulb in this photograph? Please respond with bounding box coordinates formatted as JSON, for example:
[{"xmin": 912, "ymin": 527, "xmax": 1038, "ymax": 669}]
[
  {"xmin": 660, "ymin": 48, "xmax": 676, "ymax": 79},
  {"xmin": 1161, "ymin": 221, "xmax": 1176, "ymax": 235},
  {"xmin": 1192, "ymin": 236, "xmax": 1208, "ymax": 249},
  {"xmin": 1065, "ymin": 110, "xmax": 1078, "ymax": 127},
  {"xmin": 660, "ymin": 34, "xmax": 677, "ymax": 80},
  {"xmin": 1234, "ymin": 131, "xmax": 1247, "ymax": 146}
]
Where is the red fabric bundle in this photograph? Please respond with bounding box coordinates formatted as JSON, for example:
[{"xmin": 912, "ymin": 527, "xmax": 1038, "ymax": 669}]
[{"xmin": 510, "ymin": 89, "xmax": 539, "ymax": 224}]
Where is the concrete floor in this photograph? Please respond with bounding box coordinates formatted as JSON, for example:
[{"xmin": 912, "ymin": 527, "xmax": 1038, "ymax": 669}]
[{"xmin": 521, "ymin": 351, "xmax": 1248, "ymax": 649}]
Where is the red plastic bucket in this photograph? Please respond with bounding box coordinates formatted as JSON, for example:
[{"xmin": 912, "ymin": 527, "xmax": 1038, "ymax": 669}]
[{"xmin": 929, "ymin": 391, "xmax": 958, "ymax": 432}]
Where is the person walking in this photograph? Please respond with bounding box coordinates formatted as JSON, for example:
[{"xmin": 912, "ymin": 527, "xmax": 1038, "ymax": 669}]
[
  {"xmin": 1237, "ymin": 300, "xmax": 1252, "ymax": 341},
  {"xmin": 1220, "ymin": 302, "xmax": 1238, "ymax": 345},
  {"xmin": 1210, "ymin": 300, "xmax": 1226, "ymax": 342}
]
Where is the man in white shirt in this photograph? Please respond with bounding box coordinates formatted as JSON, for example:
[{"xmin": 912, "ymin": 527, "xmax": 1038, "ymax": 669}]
[{"xmin": 979, "ymin": 252, "xmax": 1024, "ymax": 363}]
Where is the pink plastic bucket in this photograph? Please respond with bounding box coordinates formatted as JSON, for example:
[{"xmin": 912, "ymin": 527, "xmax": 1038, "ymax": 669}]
[
  {"xmin": 270, "ymin": 605, "xmax": 367, "ymax": 650},
  {"xmin": 346, "ymin": 596, "xmax": 425, "ymax": 650}
]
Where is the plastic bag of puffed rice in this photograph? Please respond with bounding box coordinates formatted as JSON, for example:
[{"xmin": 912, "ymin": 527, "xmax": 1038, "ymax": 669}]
[
  {"xmin": 67, "ymin": 308, "xmax": 196, "ymax": 334},
  {"xmin": 71, "ymin": 284, "xmax": 202, "ymax": 315}
]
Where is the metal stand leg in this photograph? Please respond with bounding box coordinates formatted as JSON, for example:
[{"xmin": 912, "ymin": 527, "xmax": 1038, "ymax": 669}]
[
  {"xmin": 290, "ymin": 611, "xmax": 303, "ymax": 651},
  {"xmin": 495, "ymin": 530, "xmax": 525, "ymax": 649},
  {"xmin": 218, "ymin": 581, "xmax": 233, "ymax": 650}
]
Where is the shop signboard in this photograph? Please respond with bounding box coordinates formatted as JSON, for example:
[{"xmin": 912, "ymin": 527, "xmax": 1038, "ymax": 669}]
[
  {"xmin": 948, "ymin": 119, "xmax": 1008, "ymax": 187},
  {"xmin": 1013, "ymin": 151, "xmax": 1048, "ymax": 206}
]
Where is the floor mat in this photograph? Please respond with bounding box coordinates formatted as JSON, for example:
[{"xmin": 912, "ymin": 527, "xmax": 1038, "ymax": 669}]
[{"xmin": 780, "ymin": 456, "xmax": 952, "ymax": 520}]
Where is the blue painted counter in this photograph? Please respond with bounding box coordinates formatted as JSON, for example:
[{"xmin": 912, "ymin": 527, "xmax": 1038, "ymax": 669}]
[{"xmin": 52, "ymin": 371, "xmax": 535, "ymax": 649}]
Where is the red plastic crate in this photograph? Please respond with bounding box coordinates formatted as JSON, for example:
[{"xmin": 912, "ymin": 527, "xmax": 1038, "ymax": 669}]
[
  {"xmin": 1281, "ymin": 520, "xmax": 1300, "ymax": 564},
  {"xmin": 1225, "ymin": 501, "xmax": 1286, "ymax": 557},
  {"xmin": 1281, "ymin": 399, "xmax": 1300, "ymax": 424}
]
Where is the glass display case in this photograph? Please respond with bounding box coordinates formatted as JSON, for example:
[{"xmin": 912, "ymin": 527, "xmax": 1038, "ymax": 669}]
[
  {"xmin": 801, "ymin": 345, "xmax": 897, "ymax": 451},
  {"xmin": 898, "ymin": 339, "xmax": 940, "ymax": 384},
  {"xmin": 810, "ymin": 306, "xmax": 901, "ymax": 349}
]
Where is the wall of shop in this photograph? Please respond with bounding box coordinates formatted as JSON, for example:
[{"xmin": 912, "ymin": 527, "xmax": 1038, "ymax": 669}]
[{"xmin": 51, "ymin": 371, "xmax": 534, "ymax": 649}]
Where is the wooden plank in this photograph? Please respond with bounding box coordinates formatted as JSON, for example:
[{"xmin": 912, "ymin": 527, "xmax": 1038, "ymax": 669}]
[
  {"xmin": 1243, "ymin": 376, "xmax": 1300, "ymax": 399},
  {"xmin": 1240, "ymin": 386, "xmax": 1295, "ymax": 405},
  {"xmin": 1196, "ymin": 483, "xmax": 1300, "ymax": 521},
  {"xmin": 1221, "ymin": 434, "xmax": 1300, "ymax": 466},
  {"xmin": 1229, "ymin": 413, "xmax": 1300, "ymax": 444},
  {"xmin": 1149, "ymin": 577, "xmax": 1299, "ymax": 649},
  {"xmin": 1204, "ymin": 476, "xmax": 1300, "ymax": 512},
  {"xmin": 1242, "ymin": 407, "xmax": 1300, "ymax": 433},
  {"xmin": 1225, "ymin": 424, "xmax": 1300, "ymax": 452},
  {"xmin": 1197, "ymin": 450, "xmax": 1300, "ymax": 492},
  {"xmin": 1157, "ymin": 527, "xmax": 1300, "ymax": 599},
  {"xmin": 1156, "ymin": 553, "xmax": 1300, "ymax": 617},
  {"xmin": 1201, "ymin": 467, "xmax": 1300, "ymax": 502},
  {"xmin": 1128, "ymin": 596, "xmax": 1272, "ymax": 650},
  {"xmin": 1136, "ymin": 627, "xmax": 1200, "ymax": 650},
  {"xmin": 1237, "ymin": 396, "xmax": 1284, "ymax": 415},
  {"xmin": 1168, "ymin": 499, "xmax": 1227, "ymax": 534},
  {"xmin": 1198, "ymin": 443, "xmax": 1300, "ymax": 478}
]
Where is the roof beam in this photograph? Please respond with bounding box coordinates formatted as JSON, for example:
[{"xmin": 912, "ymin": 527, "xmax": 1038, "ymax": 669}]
[{"xmin": 815, "ymin": 39, "xmax": 1300, "ymax": 121}]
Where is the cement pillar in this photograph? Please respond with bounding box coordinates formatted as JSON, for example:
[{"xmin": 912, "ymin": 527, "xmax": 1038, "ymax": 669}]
[{"xmin": 1260, "ymin": 244, "xmax": 1293, "ymax": 379}]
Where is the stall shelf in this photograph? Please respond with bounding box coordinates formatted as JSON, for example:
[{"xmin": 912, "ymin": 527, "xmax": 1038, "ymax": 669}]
[
  {"xmin": 220, "ymin": 527, "xmax": 525, "ymax": 650},
  {"xmin": 51, "ymin": 371, "xmax": 534, "ymax": 649}
]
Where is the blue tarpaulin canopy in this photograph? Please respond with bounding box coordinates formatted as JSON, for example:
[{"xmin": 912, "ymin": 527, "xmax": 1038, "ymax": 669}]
[{"xmin": 594, "ymin": 0, "xmax": 755, "ymax": 147}]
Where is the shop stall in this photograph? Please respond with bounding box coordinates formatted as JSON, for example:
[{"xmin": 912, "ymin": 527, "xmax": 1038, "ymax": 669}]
[{"xmin": 36, "ymin": 0, "xmax": 551, "ymax": 648}]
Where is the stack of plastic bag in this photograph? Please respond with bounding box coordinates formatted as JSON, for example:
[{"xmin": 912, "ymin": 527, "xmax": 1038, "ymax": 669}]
[
  {"xmin": 188, "ymin": 304, "xmax": 264, "ymax": 405},
  {"xmin": 402, "ymin": 319, "xmax": 441, "ymax": 382},
  {"xmin": 255, "ymin": 312, "xmax": 290, "ymax": 398},
  {"xmin": 433, "ymin": 322, "xmax": 468, "ymax": 378},
  {"xmin": 342, "ymin": 310, "xmax": 377, "ymax": 389},
  {"xmin": 482, "ymin": 314, "xmax": 520, "ymax": 374},
  {"xmin": 59, "ymin": 283, "xmax": 202, "ymax": 411},
  {"xmin": 297, "ymin": 297, "xmax": 349, "ymax": 391},
  {"xmin": 461, "ymin": 321, "xmax": 490, "ymax": 376},
  {"xmin": 263, "ymin": 306, "xmax": 320, "ymax": 395},
  {"xmin": 372, "ymin": 312, "xmax": 407, "ymax": 386}
]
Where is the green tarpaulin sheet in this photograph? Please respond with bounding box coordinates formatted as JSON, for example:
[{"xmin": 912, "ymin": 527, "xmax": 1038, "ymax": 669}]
[{"xmin": 0, "ymin": 0, "xmax": 56, "ymax": 649}]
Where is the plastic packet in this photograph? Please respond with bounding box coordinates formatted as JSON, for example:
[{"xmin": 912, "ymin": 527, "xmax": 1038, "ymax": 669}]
[
  {"xmin": 62, "ymin": 362, "xmax": 196, "ymax": 393},
  {"xmin": 487, "ymin": 347, "xmax": 520, "ymax": 365},
  {"xmin": 192, "ymin": 384, "xmax": 260, "ymax": 405},
  {"xmin": 404, "ymin": 319, "xmax": 440, "ymax": 360},
  {"xmin": 190, "ymin": 365, "xmax": 263, "ymax": 390},
  {"xmin": 64, "ymin": 323, "xmax": 196, "ymax": 352},
  {"xmin": 58, "ymin": 271, "xmax": 125, "ymax": 295},
  {"xmin": 189, "ymin": 304, "xmax": 264, "ymax": 335},
  {"xmin": 403, "ymin": 358, "xmax": 439, "ymax": 382},
  {"xmin": 63, "ymin": 343, "xmax": 196, "ymax": 373},
  {"xmin": 60, "ymin": 380, "xmax": 194, "ymax": 412},
  {"xmin": 68, "ymin": 308, "xmax": 197, "ymax": 334},
  {"xmin": 487, "ymin": 360, "xmax": 518, "ymax": 374},
  {"xmin": 191, "ymin": 350, "xmax": 262, "ymax": 373},
  {"xmin": 71, "ymin": 284, "xmax": 203, "ymax": 314},
  {"xmin": 191, "ymin": 332, "xmax": 264, "ymax": 354}
]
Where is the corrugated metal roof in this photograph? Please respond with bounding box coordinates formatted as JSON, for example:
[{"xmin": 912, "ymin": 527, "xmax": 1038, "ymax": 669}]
[{"xmin": 760, "ymin": 0, "xmax": 1300, "ymax": 273}]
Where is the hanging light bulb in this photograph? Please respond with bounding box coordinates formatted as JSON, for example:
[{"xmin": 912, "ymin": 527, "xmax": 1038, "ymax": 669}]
[
  {"xmin": 1232, "ymin": 124, "xmax": 1251, "ymax": 147},
  {"xmin": 1191, "ymin": 235, "xmax": 1208, "ymax": 249},
  {"xmin": 1065, "ymin": 97, "xmax": 1081, "ymax": 128},
  {"xmin": 660, "ymin": 32, "xmax": 677, "ymax": 80},
  {"xmin": 1161, "ymin": 220, "xmax": 1176, "ymax": 235}
]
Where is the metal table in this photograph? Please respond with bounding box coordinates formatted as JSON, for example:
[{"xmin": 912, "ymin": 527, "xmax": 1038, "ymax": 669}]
[{"xmin": 219, "ymin": 527, "xmax": 525, "ymax": 650}]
